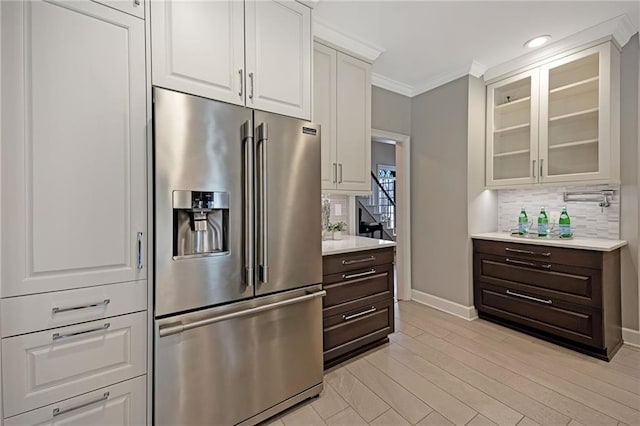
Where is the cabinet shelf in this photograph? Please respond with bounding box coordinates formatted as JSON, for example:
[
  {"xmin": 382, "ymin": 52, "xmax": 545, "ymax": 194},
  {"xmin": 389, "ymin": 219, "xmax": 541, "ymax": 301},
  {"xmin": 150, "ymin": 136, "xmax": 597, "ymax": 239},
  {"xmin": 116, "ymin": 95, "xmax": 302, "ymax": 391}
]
[
  {"xmin": 549, "ymin": 107, "xmax": 598, "ymax": 122},
  {"xmin": 549, "ymin": 139, "xmax": 598, "ymax": 150},
  {"xmin": 494, "ymin": 122, "xmax": 530, "ymax": 134},
  {"xmin": 495, "ymin": 96, "xmax": 530, "ymax": 110},
  {"xmin": 494, "ymin": 149, "xmax": 530, "ymax": 158},
  {"xmin": 549, "ymin": 76, "xmax": 599, "ymax": 96}
]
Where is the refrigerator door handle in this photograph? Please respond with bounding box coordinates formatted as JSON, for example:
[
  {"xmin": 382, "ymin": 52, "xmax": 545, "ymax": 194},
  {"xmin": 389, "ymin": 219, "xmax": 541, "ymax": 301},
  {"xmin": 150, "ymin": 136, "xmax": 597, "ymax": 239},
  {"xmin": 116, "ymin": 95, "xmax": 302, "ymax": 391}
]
[
  {"xmin": 158, "ymin": 290, "xmax": 327, "ymax": 337},
  {"xmin": 242, "ymin": 120, "xmax": 254, "ymax": 287},
  {"xmin": 257, "ymin": 122, "xmax": 269, "ymax": 284}
]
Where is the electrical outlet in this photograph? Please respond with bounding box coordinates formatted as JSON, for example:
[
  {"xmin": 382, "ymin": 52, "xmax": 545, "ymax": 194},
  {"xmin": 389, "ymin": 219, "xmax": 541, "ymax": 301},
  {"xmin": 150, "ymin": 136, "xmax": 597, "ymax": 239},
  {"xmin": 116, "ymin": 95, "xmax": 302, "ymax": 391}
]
[{"xmin": 334, "ymin": 204, "xmax": 342, "ymax": 216}]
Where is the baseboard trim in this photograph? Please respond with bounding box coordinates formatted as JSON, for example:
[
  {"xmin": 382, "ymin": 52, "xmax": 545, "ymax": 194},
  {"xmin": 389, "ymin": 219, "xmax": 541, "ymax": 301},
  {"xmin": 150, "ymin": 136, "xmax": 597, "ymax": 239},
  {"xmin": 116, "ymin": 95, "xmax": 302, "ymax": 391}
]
[
  {"xmin": 411, "ymin": 289, "xmax": 478, "ymax": 321},
  {"xmin": 622, "ymin": 327, "xmax": 640, "ymax": 348}
]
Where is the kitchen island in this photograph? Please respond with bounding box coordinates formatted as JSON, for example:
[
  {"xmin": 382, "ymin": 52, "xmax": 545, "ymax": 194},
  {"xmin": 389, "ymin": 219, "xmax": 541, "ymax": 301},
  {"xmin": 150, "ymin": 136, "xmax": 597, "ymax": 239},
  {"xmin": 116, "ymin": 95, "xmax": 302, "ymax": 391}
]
[{"xmin": 321, "ymin": 235, "xmax": 396, "ymax": 367}]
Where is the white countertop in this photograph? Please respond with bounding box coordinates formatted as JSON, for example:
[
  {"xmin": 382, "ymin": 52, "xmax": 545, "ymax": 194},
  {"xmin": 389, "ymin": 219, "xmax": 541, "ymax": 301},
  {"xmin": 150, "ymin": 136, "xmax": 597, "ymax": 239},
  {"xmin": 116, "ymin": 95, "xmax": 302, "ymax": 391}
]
[
  {"xmin": 322, "ymin": 235, "xmax": 396, "ymax": 256},
  {"xmin": 471, "ymin": 232, "xmax": 627, "ymax": 252}
]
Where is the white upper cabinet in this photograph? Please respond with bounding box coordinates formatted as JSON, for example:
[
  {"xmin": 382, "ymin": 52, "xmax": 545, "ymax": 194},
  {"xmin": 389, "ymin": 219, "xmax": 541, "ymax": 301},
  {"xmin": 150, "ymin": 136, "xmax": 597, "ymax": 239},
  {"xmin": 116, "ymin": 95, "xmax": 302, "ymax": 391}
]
[
  {"xmin": 1, "ymin": 0, "xmax": 147, "ymax": 297},
  {"xmin": 151, "ymin": 0, "xmax": 245, "ymax": 106},
  {"xmin": 246, "ymin": 0, "xmax": 311, "ymax": 119},
  {"xmin": 151, "ymin": 0, "xmax": 312, "ymax": 120},
  {"xmin": 314, "ymin": 43, "xmax": 372, "ymax": 194},
  {"xmin": 487, "ymin": 42, "xmax": 619, "ymax": 188}
]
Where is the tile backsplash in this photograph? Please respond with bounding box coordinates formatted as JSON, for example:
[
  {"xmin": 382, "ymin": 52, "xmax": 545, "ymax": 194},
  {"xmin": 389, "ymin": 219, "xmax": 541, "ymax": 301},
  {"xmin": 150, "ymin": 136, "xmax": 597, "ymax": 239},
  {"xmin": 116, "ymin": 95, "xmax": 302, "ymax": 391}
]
[{"xmin": 498, "ymin": 184, "xmax": 620, "ymax": 239}]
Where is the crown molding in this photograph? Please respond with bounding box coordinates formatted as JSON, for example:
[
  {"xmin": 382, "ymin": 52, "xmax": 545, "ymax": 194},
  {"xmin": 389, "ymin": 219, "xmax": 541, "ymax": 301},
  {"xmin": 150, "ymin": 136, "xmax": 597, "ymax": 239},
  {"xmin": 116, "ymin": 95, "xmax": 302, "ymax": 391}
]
[
  {"xmin": 371, "ymin": 73, "xmax": 413, "ymax": 97},
  {"xmin": 484, "ymin": 14, "xmax": 639, "ymax": 82},
  {"xmin": 469, "ymin": 60, "xmax": 488, "ymax": 78},
  {"xmin": 313, "ymin": 19, "xmax": 385, "ymax": 63}
]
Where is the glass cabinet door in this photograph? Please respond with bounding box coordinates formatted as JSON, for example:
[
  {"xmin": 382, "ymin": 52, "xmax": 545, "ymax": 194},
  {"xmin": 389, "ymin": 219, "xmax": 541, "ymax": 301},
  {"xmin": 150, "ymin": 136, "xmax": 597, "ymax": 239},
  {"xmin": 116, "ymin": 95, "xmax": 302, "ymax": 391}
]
[
  {"xmin": 539, "ymin": 44, "xmax": 612, "ymax": 183},
  {"xmin": 486, "ymin": 69, "xmax": 539, "ymax": 186}
]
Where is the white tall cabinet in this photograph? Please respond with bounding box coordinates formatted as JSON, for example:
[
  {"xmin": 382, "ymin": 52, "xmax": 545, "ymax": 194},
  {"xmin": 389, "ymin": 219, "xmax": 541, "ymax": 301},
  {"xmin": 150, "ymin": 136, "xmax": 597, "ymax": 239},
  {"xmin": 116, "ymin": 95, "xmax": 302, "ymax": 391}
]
[
  {"xmin": 486, "ymin": 42, "xmax": 620, "ymax": 187},
  {"xmin": 151, "ymin": 0, "xmax": 312, "ymax": 120},
  {"xmin": 1, "ymin": 0, "xmax": 148, "ymax": 424},
  {"xmin": 314, "ymin": 42, "xmax": 372, "ymax": 194}
]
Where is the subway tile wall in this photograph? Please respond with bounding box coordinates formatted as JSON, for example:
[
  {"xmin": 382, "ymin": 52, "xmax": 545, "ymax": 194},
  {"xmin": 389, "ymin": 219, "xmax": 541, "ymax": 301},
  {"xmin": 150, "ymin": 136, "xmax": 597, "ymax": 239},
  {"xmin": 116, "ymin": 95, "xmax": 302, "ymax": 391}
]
[{"xmin": 498, "ymin": 184, "xmax": 620, "ymax": 239}]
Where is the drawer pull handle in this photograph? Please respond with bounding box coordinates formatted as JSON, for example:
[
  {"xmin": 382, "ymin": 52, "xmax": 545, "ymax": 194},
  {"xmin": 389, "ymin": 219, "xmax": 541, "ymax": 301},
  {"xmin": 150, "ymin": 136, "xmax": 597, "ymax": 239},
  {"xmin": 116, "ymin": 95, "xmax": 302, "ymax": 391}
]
[
  {"xmin": 343, "ymin": 269, "xmax": 377, "ymax": 280},
  {"xmin": 342, "ymin": 256, "xmax": 375, "ymax": 265},
  {"xmin": 505, "ymin": 247, "xmax": 551, "ymax": 257},
  {"xmin": 52, "ymin": 323, "xmax": 110, "ymax": 341},
  {"xmin": 343, "ymin": 306, "xmax": 377, "ymax": 321},
  {"xmin": 506, "ymin": 290, "xmax": 553, "ymax": 305},
  {"xmin": 52, "ymin": 299, "xmax": 111, "ymax": 314},
  {"xmin": 53, "ymin": 392, "xmax": 110, "ymax": 417},
  {"xmin": 505, "ymin": 258, "xmax": 552, "ymax": 269}
]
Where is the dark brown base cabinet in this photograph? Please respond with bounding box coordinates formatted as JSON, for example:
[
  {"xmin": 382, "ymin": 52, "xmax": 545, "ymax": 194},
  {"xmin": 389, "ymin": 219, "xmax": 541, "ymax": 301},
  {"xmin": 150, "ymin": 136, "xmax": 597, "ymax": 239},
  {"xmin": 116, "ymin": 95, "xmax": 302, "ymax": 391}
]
[
  {"xmin": 473, "ymin": 239, "xmax": 622, "ymax": 361},
  {"xmin": 322, "ymin": 248, "xmax": 395, "ymax": 368}
]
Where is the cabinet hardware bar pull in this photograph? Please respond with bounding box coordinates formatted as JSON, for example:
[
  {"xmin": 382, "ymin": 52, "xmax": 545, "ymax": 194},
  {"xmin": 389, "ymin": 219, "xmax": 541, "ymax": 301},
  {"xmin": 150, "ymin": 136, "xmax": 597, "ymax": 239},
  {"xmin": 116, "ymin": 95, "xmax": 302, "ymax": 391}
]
[
  {"xmin": 52, "ymin": 323, "xmax": 110, "ymax": 341},
  {"xmin": 52, "ymin": 299, "xmax": 110, "ymax": 314},
  {"xmin": 159, "ymin": 290, "xmax": 326, "ymax": 337},
  {"xmin": 343, "ymin": 306, "xmax": 376, "ymax": 321},
  {"xmin": 239, "ymin": 69, "xmax": 244, "ymax": 97},
  {"xmin": 540, "ymin": 158, "xmax": 544, "ymax": 180},
  {"xmin": 53, "ymin": 392, "xmax": 110, "ymax": 417},
  {"xmin": 137, "ymin": 232, "xmax": 143, "ymax": 270},
  {"xmin": 532, "ymin": 159, "xmax": 536, "ymax": 178},
  {"xmin": 343, "ymin": 269, "xmax": 377, "ymax": 280},
  {"xmin": 505, "ymin": 247, "xmax": 551, "ymax": 257},
  {"xmin": 342, "ymin": 256, "xmax": 375, "ymax": 265},
  {"xmin": 248, "ymin": 72, "xmax": 254, "ymax": 99},
  {"xmin": 506, "ymin": 290, "xmax": 552, "ymax": 305},
  {"xmin": 338, "ymin": 163, "xmax": 343, "ymax": 183},
  {"xmin": 133, "ymin": 0, "xmax": 140, "ymax": 5},
  {"xmin": 333, "ymin": 163, "xmax": 337, "ymax": 183},
  {"xmin": 505, "ymin": 258, "xmax": 552, "ymax": 269}
]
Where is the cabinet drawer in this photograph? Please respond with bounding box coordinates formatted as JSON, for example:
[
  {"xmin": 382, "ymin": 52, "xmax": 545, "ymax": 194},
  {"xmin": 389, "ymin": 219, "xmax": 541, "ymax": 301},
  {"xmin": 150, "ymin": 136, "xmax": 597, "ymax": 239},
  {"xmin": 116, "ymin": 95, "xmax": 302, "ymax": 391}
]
[
  {"xmin": 323, "ymin": 248, "xmax": 394, "ymax": 275},
  {"xmin": 1, "ymin": 280, "xmax": 147, "ymax": 337},
  {"xmin": 323, "ymin": 298, "xmax": 394, "ymax": 363},
  {"xmin": 4, "ymin": 375, "xmax": 146, "ymax": 425},
  {"xmin": 473, "ymin": 239, "xmax": 602, "ymax": 269},
  {"xmin": 476, "ymin": 255, "xmax": 600, "ymax": 307},
  {"xmin": 323, "ymin": 263, "xmax": 393, "ymax": 310},
  {"xmin": 2, "ymin": 311, "xmax": 147, "ymax": 417},
  {"xmin": 476, "ymin": 282, "xmax": 602, "ymax": 348}
]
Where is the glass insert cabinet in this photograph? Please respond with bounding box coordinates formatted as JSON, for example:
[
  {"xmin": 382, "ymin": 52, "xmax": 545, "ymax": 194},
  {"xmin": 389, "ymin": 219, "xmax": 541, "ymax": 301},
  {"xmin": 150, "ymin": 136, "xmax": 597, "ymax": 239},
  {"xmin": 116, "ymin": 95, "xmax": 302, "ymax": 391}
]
[{"xmin": 486, "ymin": 42, "xmax": 619, "ymax": 187}]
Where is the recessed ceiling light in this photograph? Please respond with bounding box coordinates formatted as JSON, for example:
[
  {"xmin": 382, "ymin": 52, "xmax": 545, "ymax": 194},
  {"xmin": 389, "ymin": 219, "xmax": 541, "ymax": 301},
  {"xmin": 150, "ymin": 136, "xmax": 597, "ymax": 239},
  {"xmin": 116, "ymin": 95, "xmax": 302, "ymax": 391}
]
[{"xmin": 524, "ymin": 35, "xmax": 551, "ymax": 48}]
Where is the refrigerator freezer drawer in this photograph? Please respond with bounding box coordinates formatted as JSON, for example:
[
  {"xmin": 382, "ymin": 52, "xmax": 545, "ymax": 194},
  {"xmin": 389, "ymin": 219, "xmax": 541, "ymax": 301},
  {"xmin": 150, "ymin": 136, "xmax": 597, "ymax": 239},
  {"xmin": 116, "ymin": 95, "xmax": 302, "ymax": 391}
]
[{"xmin": 155, "ymin": 286, "xmax": 325, "ymax": 426}]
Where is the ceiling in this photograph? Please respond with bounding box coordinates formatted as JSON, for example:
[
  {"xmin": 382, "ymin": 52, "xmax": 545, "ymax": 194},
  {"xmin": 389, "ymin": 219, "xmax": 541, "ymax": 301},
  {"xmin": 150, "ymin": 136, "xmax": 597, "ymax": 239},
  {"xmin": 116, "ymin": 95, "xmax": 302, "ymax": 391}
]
[{"xmin": 313, "ymin": 1, "xmax": 640, "ymax": 96}]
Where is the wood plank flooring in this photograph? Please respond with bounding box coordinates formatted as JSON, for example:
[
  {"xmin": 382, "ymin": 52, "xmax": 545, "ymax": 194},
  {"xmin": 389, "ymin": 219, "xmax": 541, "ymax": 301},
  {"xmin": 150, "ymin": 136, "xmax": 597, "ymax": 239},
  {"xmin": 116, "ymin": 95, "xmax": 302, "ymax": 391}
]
[{"xmin": 265, "ymin": 301, "xmax": 640, "ymax": 426}]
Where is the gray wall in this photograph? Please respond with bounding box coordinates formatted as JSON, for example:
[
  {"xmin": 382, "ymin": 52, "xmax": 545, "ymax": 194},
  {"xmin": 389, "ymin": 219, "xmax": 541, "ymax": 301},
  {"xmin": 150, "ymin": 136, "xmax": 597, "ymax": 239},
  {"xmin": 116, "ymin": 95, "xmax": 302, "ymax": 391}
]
[
  {"xmin": 410, "ymin": 76, "xmax": 472, "ymax": 305},
  {"xmin": 620, "ymin": 34, "xmax": 639, "ymax": 332},
  {"xmin": 372, "ymin": 86, "xmax": 411, "ymax": 135},
  {"xmin": 371, "ymin": 141, "xmax": 396, "ymax": 173}
]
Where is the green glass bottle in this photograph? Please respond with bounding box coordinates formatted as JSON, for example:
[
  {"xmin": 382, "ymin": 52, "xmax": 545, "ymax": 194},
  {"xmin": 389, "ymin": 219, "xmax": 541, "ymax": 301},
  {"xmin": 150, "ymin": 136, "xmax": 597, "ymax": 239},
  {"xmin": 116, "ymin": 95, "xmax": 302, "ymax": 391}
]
[
  {"xmin": 518, "ymin": 207, "xmax": 528, "ymax": 234},
  {"xmin": 537, "ymin": 207, "xmax": 548, "ymax": 237},
  {"xmin": 559, "ymin": 207, "xmax": 571, "ymax": 238}
]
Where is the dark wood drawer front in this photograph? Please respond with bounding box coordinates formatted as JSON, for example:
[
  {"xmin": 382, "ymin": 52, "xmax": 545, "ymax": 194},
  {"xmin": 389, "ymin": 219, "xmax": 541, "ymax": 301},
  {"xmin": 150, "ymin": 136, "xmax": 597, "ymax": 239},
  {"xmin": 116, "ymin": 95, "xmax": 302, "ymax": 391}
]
[
  {"xmin": 477, "ymin": 283, "xmax": 602, "ymax": 348},
  {"xmin": 323, "ymin": 248, "xmax": 394, "ymax": 275},
  {"xmin": 474, "ymin": 240, "xmax": 602, "ymax": 270},
  {"xmin": 323, "ymin": 263, "xmax": 393, "ymax": 310},
  {"xmin": 323, "ymin": 299, "xmax": 394, "ymax": 363},
  {"xmin": 477, "ymin": 255, "xmax": 600, "ymax": 307}
]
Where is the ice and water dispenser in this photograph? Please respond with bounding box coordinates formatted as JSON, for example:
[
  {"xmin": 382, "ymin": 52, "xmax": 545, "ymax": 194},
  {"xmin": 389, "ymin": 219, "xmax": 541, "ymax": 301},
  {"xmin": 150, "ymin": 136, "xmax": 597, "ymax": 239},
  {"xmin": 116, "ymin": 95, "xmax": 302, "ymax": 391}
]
[{"xmin": 172, "ymin": 190, "xmax": 229, "ymax": 258}]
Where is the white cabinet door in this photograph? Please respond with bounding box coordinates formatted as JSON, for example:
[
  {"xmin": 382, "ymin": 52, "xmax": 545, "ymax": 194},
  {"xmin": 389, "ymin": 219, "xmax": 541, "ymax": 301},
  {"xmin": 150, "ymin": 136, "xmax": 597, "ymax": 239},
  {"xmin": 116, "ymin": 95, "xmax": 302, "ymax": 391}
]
[
  {"xmin": 313, "ymin": 42, "xmax": 338, "ymax": 191},
  {"xmin": 4, "ymin": 376, "xmax": 146, "ymax": 426},
  {"xmin": 1, "ymin": 0, "xmax": 147, "ymax": 297},
  {"xmin": 486, "ymin": 69, "xmax": 539, "ymax": 187},
  {"xmin": 539, "ymin": 43, "xmax": 618, "ymax": 184},
  {"xmin": 150, "ymin": 0, "xmax": 245, "ymax": 106},
  {"xmin": 245, "ymin": 0, "xmax": 311, "ymax": 120},
  {"xmin": 2, "ymin": 312, "xmax": 146, "ymax": 417},
  {"xmin": 336, "ymin": 52, "xmax": 371, "ymax": 192}
]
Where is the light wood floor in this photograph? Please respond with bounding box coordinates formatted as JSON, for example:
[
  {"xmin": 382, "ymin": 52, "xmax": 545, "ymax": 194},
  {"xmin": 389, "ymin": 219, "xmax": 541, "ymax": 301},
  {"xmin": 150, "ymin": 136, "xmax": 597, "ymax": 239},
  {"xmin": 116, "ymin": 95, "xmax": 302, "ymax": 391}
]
[{"xmin": 266, "ymin": 301, "xmax": 640, "ymax": 426}]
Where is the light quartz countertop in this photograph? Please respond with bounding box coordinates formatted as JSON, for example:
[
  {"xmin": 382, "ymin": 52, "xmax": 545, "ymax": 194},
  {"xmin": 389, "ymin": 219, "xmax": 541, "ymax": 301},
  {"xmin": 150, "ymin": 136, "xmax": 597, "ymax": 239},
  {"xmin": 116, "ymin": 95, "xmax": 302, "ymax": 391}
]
[
  {"xmin": 322, "ymin": 235, "xmax": 396, "ymax": 256},
  {"xmin": 471, "ymin": 232, "xmax": 627, "ymax": 252}
]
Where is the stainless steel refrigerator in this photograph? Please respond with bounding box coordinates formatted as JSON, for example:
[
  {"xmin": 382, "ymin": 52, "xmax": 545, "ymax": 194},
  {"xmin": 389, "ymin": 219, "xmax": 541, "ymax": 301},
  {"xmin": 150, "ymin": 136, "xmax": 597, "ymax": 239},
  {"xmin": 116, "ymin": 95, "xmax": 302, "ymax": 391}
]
[{"xmin": 152, "ymin": 88, "xmax": 324, "ymax": 426}]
